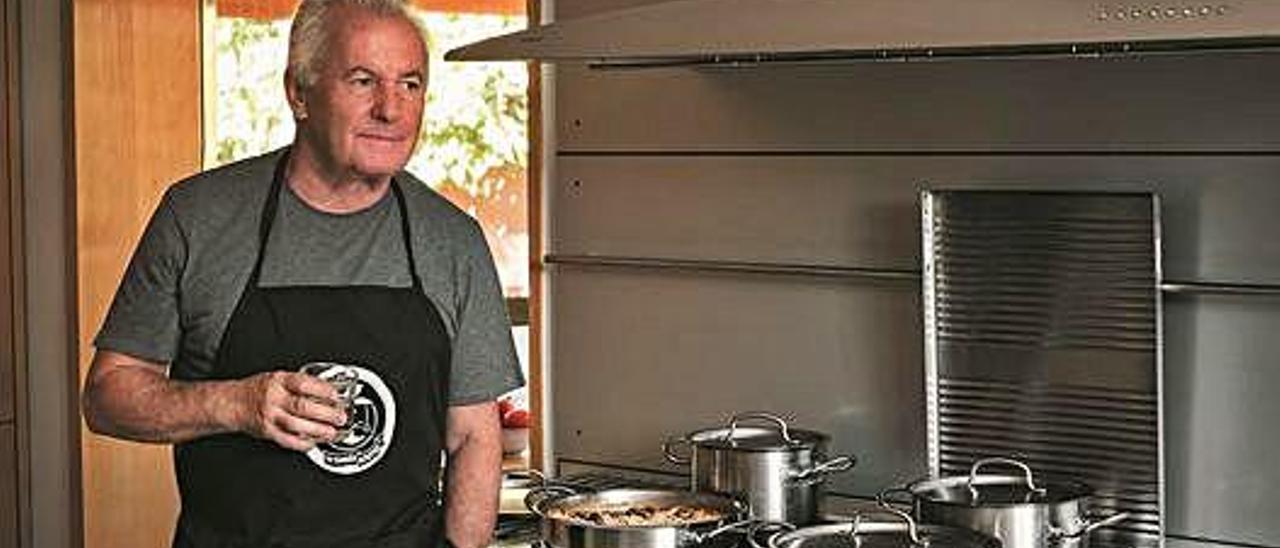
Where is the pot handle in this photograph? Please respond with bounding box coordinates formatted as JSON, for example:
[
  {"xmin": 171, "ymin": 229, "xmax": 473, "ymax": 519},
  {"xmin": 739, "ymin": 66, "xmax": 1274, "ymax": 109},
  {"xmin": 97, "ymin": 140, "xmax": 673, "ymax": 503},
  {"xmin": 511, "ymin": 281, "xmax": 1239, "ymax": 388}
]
[
  {"xmin": 693, "ymin": 519, "xmax": 761, "ymax": 544},
  {"xmin": 967, "ymin": 457, "xmax": 1046, "ymax": 501},
  {"xmin": 849, "ymin": 506, "xmax": 925, "ymax": 546},
  {"xmin": 727, "ymin": 412, "xmax": 798, "ymax": 445},
  {"xmin": 523, "ymin": 483, "xmax": 579, "ymax": 517},
  {"xmin": 504, "ymin": 468, "xmax": 546, "ymax": 485},
  {"xmin": 875, "ymin": 486, "xmax": 915, "ymax": 508},
  {"xmin": 793, "ymin": 455, "xmax": 857, "ymax": 483},
  {"xmin": 662, "ymin": 436, "xmax": 693, "ymax": 465},
  {"xmin": 748, "ymin": 521, "xmax": 798, "ymax": 548},
  {"xmin": 1051, "ymin": 511, "xmax": 1131, "ymax": 539}
]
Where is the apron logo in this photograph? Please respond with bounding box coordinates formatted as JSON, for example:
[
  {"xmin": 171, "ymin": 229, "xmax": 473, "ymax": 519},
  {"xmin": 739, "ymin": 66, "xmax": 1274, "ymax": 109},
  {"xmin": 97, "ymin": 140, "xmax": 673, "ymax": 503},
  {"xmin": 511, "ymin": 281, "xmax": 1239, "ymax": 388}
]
[{"xmin": 304, "ymin": 363, "xmax": 397, "ymax": 475}]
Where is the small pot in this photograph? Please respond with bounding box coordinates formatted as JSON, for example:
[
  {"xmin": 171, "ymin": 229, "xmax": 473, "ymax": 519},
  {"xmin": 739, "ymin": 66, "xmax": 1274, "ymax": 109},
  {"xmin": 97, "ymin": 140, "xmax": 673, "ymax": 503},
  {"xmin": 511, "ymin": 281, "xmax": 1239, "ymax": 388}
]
[
  {"xmin": 880, "ymin": 457, "xmax": 1129, "ymax": 548},
  {"xmin": 664, "ymin": 412, "xmax": 856, "ymax": 525},
  {"xmin": 525, "ymin": 486, "xmax": 750, "ymax": 548},
  {"xmin": 766, "ymin": 507, "xmax": 1001, "ymax": 548}
]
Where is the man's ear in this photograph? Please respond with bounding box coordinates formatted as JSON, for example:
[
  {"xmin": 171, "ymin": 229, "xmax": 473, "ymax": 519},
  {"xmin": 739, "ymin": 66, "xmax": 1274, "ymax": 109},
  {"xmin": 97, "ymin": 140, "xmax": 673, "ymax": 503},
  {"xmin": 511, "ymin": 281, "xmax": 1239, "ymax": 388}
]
[{"xmin": 284, "ymin": 69, "xmax": 308, "ymax": 121}]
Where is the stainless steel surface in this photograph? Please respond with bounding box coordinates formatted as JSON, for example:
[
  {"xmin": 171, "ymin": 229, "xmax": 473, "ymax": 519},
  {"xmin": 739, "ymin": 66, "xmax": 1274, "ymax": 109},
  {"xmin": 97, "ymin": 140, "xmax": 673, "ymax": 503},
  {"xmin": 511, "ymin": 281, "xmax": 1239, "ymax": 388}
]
[
  {"xmin": 448, "ymin": 0, "xmax": 1280, "ymax": 64},
  {"xmin": 918, "ymin": 499, "xmax": 1083, "ymax": 548},
  {"xmin": 548, "ymin": 156, "xmax": 1280, "ymax": 548},
  {"xmin": 555, "ymin": 156, "xmax": 1280, "ymax": 284},
  {"xmin": 555, "ymin": 55, "xmax": 1280, "ymax": 153},
  {"xmin": 546, "ymin": 1, "xmax": 1280, "ymax": 545},
  {"xmin": 669, "ymin": 413, "xmax": 855, "ymax": 525},
  {"xmin": 550, "ymin": 267, "xmax": 927, "ymax": 496},
  {"xmin": 691, "ymin": 447, "xmax": 820, "ymax": 526},
  {"xmin": 549, "ymin": 256, "xmax": 1280, "ymax": 297},
  {"xmin": 1164, "ymin": 295, "xmax": 1280, "ymax": 546},
  {"xmin": 1159, "ymin": 281, "xmax": 1280, "ymax": 296},
  {"xmin": 922, "ymin": 191, "xmax": 1161, "ymax": 548},
  {"xmin": 546, "ymin": 255, "xmax": 920, "ymax": 282}
]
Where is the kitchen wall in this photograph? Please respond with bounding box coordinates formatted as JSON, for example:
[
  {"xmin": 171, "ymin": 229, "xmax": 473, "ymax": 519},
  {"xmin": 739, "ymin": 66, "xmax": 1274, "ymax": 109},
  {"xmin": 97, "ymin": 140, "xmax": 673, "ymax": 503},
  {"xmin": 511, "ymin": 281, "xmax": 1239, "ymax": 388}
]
[{"xmin": 544, "ymin": 3, "xmax": 1280, "ymax": 548}]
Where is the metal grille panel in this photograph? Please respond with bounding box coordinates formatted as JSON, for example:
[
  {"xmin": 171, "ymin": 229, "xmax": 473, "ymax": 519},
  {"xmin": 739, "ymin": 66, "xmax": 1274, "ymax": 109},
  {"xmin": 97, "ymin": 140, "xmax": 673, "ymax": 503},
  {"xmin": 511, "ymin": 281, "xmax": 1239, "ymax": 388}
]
[
  {"xmin": 923, "ymin": 190, "xmax": 1162, "ymax": 548},
  {"xmin": 930, "ymin": 194, "xmax": 1157, "ymax": 352}
]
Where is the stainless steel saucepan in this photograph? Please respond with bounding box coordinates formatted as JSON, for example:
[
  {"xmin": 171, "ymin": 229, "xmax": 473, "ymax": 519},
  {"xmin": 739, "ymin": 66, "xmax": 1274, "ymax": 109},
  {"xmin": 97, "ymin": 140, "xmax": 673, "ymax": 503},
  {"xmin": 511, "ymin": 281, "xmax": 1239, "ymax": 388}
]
[
  {"xmin": 879, "ymin": 457, "xmax": 1129, "ymax": 548},
  {"xmin": 664, "ymin": 412, "xmax": 856, "ymax": 525}
]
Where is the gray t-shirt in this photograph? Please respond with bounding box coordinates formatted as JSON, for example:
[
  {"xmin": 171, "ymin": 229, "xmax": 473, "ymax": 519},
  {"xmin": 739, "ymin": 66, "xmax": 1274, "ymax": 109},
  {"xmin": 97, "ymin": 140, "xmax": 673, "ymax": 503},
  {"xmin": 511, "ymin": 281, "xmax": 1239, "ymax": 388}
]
[{"xmin": 95, "ymin": 148, "xmax": 525, "ymax": 404}]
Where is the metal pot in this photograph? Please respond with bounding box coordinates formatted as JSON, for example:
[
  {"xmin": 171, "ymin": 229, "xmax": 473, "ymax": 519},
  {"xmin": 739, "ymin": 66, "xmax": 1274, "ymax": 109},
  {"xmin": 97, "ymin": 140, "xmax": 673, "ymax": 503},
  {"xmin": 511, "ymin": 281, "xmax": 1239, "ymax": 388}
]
[
  {"xmin": 525, "ymin": 485, "xmax": 750, "ymax": 548},
  {"xmin": 766, "ymin": 507, "xmax": 1001, "ymax": 548},
  {"xmin": 664, "ymin": 412, "xmax": 856, "ymax": 525},
  {"xmin": 879, "ymin": 457, "xmax": 1129, "ymax": 548}
]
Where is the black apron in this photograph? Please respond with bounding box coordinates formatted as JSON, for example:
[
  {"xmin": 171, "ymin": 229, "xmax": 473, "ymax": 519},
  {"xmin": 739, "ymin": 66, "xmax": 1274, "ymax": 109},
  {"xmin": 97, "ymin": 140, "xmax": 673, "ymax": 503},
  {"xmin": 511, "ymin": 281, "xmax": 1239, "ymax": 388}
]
[{"xmin": 171, "ymin": 156, "xmax": 452, "ymax": 548}]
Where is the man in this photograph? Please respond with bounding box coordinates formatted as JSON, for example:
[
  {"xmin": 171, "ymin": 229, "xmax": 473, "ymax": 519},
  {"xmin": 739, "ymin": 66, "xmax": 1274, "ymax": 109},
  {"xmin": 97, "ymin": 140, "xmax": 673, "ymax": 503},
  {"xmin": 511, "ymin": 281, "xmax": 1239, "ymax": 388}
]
[{"xmin": 81, "ymin": 1, "xmax": 524, "ymax": 546}]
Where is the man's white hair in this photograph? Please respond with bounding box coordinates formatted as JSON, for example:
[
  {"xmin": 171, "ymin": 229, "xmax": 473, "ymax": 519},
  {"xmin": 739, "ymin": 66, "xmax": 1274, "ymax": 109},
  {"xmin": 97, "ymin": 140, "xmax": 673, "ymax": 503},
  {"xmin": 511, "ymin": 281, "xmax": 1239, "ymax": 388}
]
[{"xmin": 287, "ymin": 0, "xmax": 426, "ymax": 90}]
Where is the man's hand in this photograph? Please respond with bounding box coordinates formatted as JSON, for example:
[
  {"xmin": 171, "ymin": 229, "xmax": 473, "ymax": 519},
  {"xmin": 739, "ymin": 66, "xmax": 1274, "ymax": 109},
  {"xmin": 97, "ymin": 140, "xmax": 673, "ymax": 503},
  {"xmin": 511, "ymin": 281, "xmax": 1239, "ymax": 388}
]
[
  {"xmin": 233, "ymin": 371, "xmax": 349, "ymax": 451},
  {"xmin": 82, "ymin": 350, "xmax": 347, "ymax": 449}
]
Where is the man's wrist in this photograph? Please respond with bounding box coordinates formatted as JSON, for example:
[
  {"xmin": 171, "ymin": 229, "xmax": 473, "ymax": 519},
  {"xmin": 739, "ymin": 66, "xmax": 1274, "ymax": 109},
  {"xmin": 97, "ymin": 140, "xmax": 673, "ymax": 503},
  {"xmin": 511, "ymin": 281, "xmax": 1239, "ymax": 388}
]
[{"xmin": 196, "ymin": 378, "xmax": 249, "ymax": 435}]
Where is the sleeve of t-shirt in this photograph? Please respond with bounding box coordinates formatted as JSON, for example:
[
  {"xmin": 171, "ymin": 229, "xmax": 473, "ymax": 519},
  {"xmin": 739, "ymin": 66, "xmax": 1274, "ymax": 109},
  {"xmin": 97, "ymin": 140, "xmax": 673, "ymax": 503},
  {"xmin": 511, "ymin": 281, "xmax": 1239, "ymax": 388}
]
[
  {"xmin": 93, "ymin": 189, "xmax": 187, "ymax": 364},
  {"xmin": 448, "ymin": 219, "xmax": 526, "ymax": 405}
]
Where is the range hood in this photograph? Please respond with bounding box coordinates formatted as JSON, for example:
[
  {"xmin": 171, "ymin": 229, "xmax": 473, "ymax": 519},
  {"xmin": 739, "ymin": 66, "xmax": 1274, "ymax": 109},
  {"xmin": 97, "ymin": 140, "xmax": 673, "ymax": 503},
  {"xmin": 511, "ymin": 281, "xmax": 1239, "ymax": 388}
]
[{"xmin": 445, "ymin": 0, "xmax": 1280, "ymax": 67}]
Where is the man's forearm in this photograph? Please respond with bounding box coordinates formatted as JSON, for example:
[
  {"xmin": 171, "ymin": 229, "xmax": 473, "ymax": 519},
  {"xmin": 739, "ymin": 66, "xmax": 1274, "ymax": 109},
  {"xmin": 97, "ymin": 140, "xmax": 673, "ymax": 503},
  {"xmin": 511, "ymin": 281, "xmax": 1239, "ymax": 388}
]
[
  {"xmin": 82, "ymin": 363, "xmax": 244, "ymax": 444},
  {"xmin": 84, "ymin": 350, "xmax": 350, "ymax": 450},
  {"xmin": 445, "ymin": 406, "xmax": 503, "ymax": 548}
]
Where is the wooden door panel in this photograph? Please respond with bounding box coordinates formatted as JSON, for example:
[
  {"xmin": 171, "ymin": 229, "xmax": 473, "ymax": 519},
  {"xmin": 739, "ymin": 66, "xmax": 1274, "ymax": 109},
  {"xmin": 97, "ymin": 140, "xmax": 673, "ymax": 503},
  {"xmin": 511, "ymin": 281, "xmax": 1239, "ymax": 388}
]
[{"xmin": 74, "ymin": 0, "xmax": 200, "ymax": 547}]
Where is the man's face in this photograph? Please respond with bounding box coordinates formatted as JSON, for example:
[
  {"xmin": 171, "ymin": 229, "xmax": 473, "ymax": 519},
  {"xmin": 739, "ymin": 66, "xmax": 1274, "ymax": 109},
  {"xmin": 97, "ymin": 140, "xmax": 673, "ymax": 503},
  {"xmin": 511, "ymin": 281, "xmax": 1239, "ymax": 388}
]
[{"xmin": 295, "ymin": 7, "xmax": 426, "ymax": 180}]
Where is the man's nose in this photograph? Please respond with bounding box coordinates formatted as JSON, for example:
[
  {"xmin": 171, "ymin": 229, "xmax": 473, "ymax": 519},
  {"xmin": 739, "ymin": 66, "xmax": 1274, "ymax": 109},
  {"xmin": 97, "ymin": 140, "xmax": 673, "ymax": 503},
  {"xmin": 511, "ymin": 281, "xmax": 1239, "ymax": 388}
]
[{"xmin": 370, "ymin": 84, "xmax": 401, "ymax": 122}]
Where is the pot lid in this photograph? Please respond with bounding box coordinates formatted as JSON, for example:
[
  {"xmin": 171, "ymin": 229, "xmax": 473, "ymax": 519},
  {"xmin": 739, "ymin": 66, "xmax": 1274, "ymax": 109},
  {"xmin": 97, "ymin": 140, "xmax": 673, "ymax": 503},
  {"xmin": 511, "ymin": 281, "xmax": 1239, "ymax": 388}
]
[
  {"xmin": 770, "ymin": 512, "xmax": 1000, "ymax": 548},
  {"xmin": 912, "ymin": 475, "xmax": 1092, "ymax": 505},
  {"xmin": 908, "ymin": 458, "xmax": 1092, "ymax": 506},
  {"xmin": 687, "ymin": 413, "xmax": 827, "ymax": 451},
  {"xmin": 690, "ymin": 426, "xmax": 827, "ymax": 451}
]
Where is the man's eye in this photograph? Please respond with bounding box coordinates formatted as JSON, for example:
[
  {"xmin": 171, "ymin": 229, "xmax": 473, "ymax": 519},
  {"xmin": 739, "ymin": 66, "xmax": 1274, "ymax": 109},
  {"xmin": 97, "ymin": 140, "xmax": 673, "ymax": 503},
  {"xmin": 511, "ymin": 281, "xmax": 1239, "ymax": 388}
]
[
  {"xmin": 402, "ymin": 80, "xmax": 423, "ymax": 92},
  {"xmin": 351, "ymin": 76, "xmax": 376, "ymax": 87}
]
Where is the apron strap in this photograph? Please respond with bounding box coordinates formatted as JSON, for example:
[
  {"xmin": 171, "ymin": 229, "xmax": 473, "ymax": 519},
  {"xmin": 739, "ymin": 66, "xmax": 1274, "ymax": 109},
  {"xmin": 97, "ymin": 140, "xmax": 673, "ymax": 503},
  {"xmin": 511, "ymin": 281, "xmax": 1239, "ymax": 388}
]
[
  {"xmin": 391, "ymin": 179, "xmax": 426, "ymax": 293},
  {"xmin": 247, "ymin": 151, "xmax": 291, "ymax": 287}
]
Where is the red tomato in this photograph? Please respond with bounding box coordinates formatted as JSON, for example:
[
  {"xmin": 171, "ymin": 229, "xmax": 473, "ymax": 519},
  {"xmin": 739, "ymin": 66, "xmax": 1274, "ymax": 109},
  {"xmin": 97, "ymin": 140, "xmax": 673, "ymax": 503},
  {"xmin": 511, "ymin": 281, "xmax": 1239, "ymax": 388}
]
[{"xmin": 503, "ymin": 409, "xmax": 531, "ymax": 429}]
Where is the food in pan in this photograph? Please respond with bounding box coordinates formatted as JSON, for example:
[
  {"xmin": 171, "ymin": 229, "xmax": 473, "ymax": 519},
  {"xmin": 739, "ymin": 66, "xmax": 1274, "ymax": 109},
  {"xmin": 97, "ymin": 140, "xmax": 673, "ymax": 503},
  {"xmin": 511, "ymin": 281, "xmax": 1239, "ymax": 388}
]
[{"xmin": 546, "ymin": 504, "xmax": 724, "ymax": 527}]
